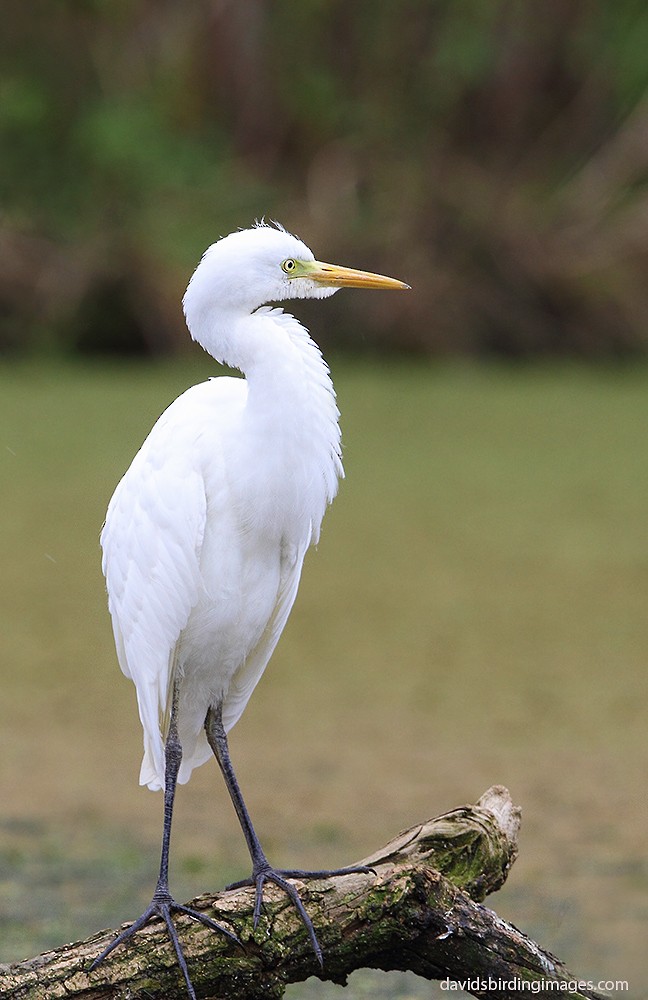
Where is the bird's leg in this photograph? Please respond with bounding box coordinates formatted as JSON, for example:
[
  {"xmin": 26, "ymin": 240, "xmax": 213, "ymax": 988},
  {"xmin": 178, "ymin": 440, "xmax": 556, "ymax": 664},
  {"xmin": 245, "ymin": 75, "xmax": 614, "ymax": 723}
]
[
  {"xmin": 90, "ymin": 684, "xmax": 239, "ymax": 1000},
  {"xmin": 204, "ymin": 704, "xmax": 373, "ymax": 965}
]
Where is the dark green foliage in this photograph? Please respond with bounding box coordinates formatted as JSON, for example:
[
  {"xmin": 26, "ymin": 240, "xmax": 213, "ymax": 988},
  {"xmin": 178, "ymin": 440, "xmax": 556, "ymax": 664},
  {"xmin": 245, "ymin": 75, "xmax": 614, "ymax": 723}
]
[{"xmin": 2, "ymin": 1, "xmax": 648, "ymax": 355}]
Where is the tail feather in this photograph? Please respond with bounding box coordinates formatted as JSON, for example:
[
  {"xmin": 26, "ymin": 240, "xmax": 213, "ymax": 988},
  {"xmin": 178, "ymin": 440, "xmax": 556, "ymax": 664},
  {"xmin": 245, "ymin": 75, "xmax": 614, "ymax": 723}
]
[{"xmin": 138, "ymin": 723, "xmax": 213, "ymax": 791}]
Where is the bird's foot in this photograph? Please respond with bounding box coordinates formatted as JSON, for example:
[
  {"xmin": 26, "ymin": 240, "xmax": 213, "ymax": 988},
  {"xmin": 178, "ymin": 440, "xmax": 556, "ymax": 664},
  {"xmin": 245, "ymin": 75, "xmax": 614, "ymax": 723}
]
[
  {"xmin": 227, "ymin": 861, "xmax": 375, "ymax": 965},
  {"xmin": 89, "ymin": 886, "xmax": 240, "ymax": 1000}
]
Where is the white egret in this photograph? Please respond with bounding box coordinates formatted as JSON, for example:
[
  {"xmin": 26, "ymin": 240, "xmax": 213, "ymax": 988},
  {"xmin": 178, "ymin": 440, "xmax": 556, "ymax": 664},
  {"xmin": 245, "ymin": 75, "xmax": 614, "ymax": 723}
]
[{"xmin": 91, "ymin": 222, "xmax": 409, "ymax": 997}]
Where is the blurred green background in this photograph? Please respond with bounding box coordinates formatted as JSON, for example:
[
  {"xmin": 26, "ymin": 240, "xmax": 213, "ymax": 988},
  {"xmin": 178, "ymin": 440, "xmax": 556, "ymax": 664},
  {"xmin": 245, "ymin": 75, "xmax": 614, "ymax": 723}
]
[
  {"xmin": 3, "ymin": 0, "xmax": 648, "ymax": 359},
  {"xmin": 1, "ymin": 3, "xmax": 647, "ymax": 998}
]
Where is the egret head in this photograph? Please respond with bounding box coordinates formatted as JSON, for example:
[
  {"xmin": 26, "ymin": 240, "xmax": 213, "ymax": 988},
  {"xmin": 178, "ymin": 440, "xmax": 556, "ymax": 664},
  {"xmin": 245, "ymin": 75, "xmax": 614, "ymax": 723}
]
[{"xmin": 183, "ymin": 222, "xmax": 409, "ymax": 321}]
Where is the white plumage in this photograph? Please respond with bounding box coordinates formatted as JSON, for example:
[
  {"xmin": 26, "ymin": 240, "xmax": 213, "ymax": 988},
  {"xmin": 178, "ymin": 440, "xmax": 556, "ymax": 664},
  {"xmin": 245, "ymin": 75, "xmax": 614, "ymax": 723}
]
[
  {"xmin": 101, "ymin": 295, "xmax": 342, "ymax": 790},
  {"xmin": 93, "ymin": 223, "xmax": 408, "ymax": 997}
]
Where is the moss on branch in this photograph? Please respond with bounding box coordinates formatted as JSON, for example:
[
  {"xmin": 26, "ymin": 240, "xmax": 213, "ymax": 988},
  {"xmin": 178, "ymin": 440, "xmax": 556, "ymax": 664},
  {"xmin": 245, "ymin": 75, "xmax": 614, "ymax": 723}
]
[{"xmin": 0, "ymin": 787, "xmax": 606, "ymax": 1000}]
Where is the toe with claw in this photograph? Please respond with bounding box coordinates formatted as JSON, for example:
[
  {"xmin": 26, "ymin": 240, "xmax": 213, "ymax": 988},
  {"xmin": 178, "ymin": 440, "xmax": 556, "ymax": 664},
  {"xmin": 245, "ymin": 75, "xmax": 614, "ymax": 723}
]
[
  {"xmin": 90, "ymin": 886, "xmax": 240, "ymax": 1000},
  {"xmin": 228, "ymin": 861, "xmax": 375, "ymax": 965}
]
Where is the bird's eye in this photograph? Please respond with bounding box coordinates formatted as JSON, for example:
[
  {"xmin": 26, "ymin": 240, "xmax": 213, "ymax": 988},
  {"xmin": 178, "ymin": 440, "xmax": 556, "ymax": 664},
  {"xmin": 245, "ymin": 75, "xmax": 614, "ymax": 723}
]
[{"xmin": 281, "ymin": 258, "xmax": 297, "ymax": 275}]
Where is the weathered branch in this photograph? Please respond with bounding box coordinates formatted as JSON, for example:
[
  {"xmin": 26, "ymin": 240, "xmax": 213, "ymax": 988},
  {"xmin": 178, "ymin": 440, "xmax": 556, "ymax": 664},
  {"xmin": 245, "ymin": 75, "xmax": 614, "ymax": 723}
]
[{"xmin": 0, "ymin": 786, "xmax": 606, "ymax": 1000}]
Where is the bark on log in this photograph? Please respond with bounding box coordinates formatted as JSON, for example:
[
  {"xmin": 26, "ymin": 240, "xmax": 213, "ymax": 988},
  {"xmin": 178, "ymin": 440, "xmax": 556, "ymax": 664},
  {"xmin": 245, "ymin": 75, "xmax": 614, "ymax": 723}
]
[{"xmin": 0, "ymin": 786, "xmax": 606, "ymax": 1000}]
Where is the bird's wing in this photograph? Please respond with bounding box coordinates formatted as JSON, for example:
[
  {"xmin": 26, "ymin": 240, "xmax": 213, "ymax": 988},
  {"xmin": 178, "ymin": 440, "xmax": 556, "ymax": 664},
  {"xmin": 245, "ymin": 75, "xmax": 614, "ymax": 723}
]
[
  {"xmin": 220, "ymin": 537, "xmax": 307, "ymax": 733},
  {"xmin": 100, "ymin": 377, "xmax": 245, "ymax": 788}
]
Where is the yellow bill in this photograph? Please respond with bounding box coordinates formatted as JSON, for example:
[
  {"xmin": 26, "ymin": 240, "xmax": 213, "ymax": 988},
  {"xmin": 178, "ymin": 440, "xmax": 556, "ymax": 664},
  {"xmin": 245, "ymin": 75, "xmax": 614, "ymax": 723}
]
[{"xmin": 290, "ymin": 258, "xmax": 410, "ymax": 290}]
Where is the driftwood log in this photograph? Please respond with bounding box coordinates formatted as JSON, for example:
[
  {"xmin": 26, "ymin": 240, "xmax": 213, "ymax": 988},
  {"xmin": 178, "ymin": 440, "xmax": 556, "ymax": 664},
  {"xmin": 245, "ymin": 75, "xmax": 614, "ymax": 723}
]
[{"xmin": 0, "ymin": 786, "xmax": 606, "ymax": 1000}]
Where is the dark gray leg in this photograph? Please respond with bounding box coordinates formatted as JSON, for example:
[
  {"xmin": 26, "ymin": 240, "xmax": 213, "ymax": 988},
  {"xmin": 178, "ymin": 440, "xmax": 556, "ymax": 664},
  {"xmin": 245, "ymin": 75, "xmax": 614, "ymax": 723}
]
[
  {"xmin": 91, "ymin": 684, "xmax": 239, "ymax": 1000},
  {"xmin": 204, "ymin": 703, "xmax": 373, "ymax": 965}
]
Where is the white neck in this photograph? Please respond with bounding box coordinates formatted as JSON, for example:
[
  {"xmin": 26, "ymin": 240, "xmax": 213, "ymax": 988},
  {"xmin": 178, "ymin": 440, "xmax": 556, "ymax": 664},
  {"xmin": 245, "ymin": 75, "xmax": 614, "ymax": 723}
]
[{"xmin": 186, "ymin": 301, "xmax": 343, "ymax": 545}]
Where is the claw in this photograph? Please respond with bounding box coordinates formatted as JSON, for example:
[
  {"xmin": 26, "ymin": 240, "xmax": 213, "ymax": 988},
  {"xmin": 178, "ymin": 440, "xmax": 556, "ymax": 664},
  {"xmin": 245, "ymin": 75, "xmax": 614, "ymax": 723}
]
[
  {"xmin": 89, "ymin": 892, "xmax": 240, "ymax": 1000},
  {"xmin": 226, "ymin": 862, "xmax": 374, "ymax": 966}
]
